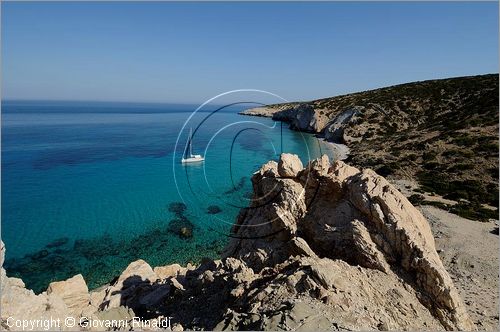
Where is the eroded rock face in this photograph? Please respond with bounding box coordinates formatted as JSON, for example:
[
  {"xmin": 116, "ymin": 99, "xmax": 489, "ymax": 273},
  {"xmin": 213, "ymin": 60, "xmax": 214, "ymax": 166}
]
[
  {"xmin": 323, "ymin": 107, "xmax": 363, "ymax": 142},
  {"xmin": 0, "ymin": 156, "xmax": 474, "ymax": 331},
  {"xmin": 272, "ymin": 104, "xmax": 332, "ymax": 133}
]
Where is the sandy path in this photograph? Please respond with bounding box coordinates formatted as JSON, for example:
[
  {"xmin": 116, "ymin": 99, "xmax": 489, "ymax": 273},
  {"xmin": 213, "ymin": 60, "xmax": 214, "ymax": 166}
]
[{"xmin": 419, "ymin": 205, "xmax": 499, "ymax": 331}]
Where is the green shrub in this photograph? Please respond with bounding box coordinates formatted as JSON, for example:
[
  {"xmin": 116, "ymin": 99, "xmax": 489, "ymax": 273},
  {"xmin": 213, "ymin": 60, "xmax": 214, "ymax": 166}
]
[
  {"xmin": 453, "ymin": 135, "xmax": 476, "ymax": 146},
  {"xmin": 375, "ymin": 165, "xmax": 395, "ymax": 177},
  {"xmin": 422, "ymin": 151, "xmax": 437, "ymax": 161},
  {"xmin": 480, "ymin": 142, "xmax": 499, "ymax": 153},
  {"xmin": 423, "ymin": 161, "xmax": 440, "ymax": 170},
  {"xmin": 448, "ymin": 163, "xmax": 474, "ymax": 172},
  {"xmin": 422, "ymin": 200, "xmax": 449, "ymax": 210},
  {"xmin": 489, "ymin": 168, "xmax": 499, "ymax": 179},
  {"xmin": 441, "ymin": 149, "xmax": 474, "ymax": 158},
  {"xmin": 408, "ymin": 194, "xmax": 425, "ymax": 205},
  {"xmin": 450, "ymin": 202, "xmax": 499, "ymax": 222}
]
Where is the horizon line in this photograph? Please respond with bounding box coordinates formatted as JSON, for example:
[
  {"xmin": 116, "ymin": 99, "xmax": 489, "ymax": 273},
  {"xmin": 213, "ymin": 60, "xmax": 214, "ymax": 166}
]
[{"xmin": 3, "ymin": 72, "xmax": 498, "ymax": 107}]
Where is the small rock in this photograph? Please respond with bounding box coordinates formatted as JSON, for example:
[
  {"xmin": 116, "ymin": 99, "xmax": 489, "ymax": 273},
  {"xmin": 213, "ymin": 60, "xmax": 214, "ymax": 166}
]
[
  {"xmin": 201, "ymin": 270, "xmax": 215, "ymax": 284},
  {"xmin": 154, "ymin": 264, "xmax": 186, "ymax": 279},
  {"xmin": 377, "ymin": 321, "xmax": 389, "ymax": 330},
  {"xmin": 230, "ymin": 286, "xmax": 245, "ymax": 298},
  {"xmin": 169, "ymin": 277, "xmax": 185, "ymax": 291},
  {"xmin": 180, "ymin": 227, "xmax": 193, "ymax": 238},
  {"xmin": 168, "ymin": 202, "xmax": 187, "ymax": 214}
]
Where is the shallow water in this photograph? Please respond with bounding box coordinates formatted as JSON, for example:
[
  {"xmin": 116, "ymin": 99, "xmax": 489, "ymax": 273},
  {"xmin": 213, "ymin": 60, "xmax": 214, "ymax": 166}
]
[{"xmin": 1, "ymin": 101, "xmax": 333, "ymax": 292}]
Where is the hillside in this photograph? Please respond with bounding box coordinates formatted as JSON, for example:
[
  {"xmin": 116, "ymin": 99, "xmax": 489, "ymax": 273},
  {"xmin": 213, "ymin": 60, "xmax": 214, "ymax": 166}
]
[{"xmin": 241, "ymin": 74, "xmax": 499, "ymax": 221}]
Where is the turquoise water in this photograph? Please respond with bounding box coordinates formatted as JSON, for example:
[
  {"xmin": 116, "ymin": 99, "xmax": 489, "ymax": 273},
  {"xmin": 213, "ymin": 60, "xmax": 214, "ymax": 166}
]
[{"xmin": 1, "ymin": 101, "xmax": 332, "ymax": 293}]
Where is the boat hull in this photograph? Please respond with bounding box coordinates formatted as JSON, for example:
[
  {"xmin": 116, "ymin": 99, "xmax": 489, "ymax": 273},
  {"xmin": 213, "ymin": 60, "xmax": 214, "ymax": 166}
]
[{"xmin": 181, "ymin": 155, "xmax": 204, "ymax": 163}]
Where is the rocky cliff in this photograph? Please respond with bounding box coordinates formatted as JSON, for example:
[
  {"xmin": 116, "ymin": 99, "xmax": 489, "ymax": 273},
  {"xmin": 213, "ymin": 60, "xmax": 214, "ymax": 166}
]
[
  {"xmin": 241, "ymin": 74, "xmax": 499, "ymax": 222},
  {"xmin": 1, "ymin": 155, "xmax": 475, "ymax": 331}
]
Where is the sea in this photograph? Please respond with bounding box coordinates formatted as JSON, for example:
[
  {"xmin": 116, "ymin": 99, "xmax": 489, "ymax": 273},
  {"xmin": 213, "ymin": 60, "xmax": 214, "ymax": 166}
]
[{"xmin": 1, "ymin": 100, "xmax": 334, "ymax": 293}]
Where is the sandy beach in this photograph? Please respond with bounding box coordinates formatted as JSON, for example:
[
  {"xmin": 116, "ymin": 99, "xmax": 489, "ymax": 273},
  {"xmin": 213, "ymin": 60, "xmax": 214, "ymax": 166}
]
[{"xmin": 320, "ymin": 140, "xmax": 350, "ymax": 161}]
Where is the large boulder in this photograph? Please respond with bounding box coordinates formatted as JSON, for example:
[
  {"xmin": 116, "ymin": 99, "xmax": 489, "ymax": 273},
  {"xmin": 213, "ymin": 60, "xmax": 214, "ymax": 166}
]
[
  {"xmin": 101, "ymin": 259, "xmax": 159, "ymax": 310},
  {"xmin": 277, "ymin": 153, "xmax": 303, "ymax": 177},
  {"xmin": 47, "ymin": 274, "xmax": 90, "ymax": 317},
  {"xmin": 113, "ymin": 259, "xmax": 158, "ymax": 289}
]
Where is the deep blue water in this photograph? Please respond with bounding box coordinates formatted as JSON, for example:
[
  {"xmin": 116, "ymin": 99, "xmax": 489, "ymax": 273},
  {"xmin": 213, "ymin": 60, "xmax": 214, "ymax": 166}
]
[{"xmin": 1, "ymin": 101, "xmax": 333, "ymax": 292}]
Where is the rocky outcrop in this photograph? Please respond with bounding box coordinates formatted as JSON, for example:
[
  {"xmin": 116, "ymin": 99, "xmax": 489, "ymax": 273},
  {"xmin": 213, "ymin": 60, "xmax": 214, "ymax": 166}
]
[
  {"xmin": 223, "ymin": 153, "xmax": 474, "ymax": 330},
  {"xmin": 0, "ymin": 155, "xmax": 474, "ymax": 331},
  {"xmin": 240, "ymin": 106, "xmax": 282, "ymax": 118},
  {"xmin": 241, "ymin": 104, "xmax": 332, "ymax": 134},
  {"xmin": 272, "ymin": 104, "xmax": 332, "ymax": 133},
  {"xmin": 323, "ymin": 106, "xmax": 363, "ymax": 142}
]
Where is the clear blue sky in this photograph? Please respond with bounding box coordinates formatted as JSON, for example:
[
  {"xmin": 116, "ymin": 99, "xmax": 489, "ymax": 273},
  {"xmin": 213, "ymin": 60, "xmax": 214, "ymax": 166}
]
[{"xmin": 2, "ymin": 1, "xmax": 498, "ymax": 104}]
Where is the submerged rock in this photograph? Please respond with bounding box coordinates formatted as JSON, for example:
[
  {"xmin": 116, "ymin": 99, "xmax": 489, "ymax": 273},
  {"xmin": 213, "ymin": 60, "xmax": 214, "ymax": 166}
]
[
  {"xmin": 31, "ymin": 249, "xmax": 49, "ymax": 260},
  {"xmin": 168, "ymin": 202, "xmax": 187, "ymax": 215},
  {"xmin": 167, "ymin": 217, "xmax": 194, "ymax": 239},
  {"xmin": 179, "ymin": 227, "xmax": 192, "ymax": 238},
  {"xmin": 207, "ymin": 205, "xmax": 222, "ymax": 214},
  {"xmin": 224, "ymin": 177, "xmax": 247, "ymax": 195},
  {"xmin": 46, "ymin": 237, "xmax": 70, "ymax": 249}
]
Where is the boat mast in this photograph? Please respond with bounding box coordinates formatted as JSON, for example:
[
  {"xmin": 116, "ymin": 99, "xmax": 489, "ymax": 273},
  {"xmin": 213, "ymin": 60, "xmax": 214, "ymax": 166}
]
[
  {"xmin": 183, "ymin": 128, "xmax": 191, "ymax": 159},
  {"xmin": 189, "ymin": 128, "xmax": 193, "ymax": 157}
]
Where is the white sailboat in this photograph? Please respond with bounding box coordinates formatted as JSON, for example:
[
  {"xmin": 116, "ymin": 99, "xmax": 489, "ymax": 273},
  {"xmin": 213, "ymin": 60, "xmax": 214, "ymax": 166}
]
[{"xmin": 181, "ymin": 128, "xmax": 204, "ymax": 163}]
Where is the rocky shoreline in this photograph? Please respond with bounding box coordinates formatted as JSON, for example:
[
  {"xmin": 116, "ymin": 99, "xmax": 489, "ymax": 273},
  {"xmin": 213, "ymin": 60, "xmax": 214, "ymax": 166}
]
[
  {"xmin": 2, "ymin": 154, "xmax": 491, "ymax": 331},
  {"xmin": 240, "ymin": 106, "xmax": 351, "ymax": 161}
]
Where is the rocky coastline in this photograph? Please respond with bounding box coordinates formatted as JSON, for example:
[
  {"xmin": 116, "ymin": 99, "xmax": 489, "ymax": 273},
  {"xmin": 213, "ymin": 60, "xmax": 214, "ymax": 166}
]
[{"xmin": 2, "ymin": 154, "xmax": 492, "ymax": 331}]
